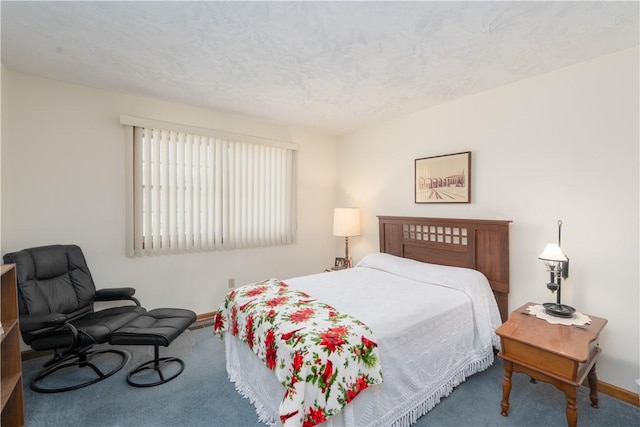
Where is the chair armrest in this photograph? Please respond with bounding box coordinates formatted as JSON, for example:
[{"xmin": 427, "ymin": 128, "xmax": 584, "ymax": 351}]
[
  {"xmin": 95, "ymin": 287, "xmax": 140, "ymax": 306},
  {"xmin": 20, "ymin": 312, "xmax": 67, "ymax": 332}
]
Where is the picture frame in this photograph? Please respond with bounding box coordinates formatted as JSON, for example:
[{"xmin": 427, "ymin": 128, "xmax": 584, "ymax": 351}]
[
  {"xmin": 415, "ymin": 151, "xmax": 471, "ymax": 203},
  {"xmin": 334, "ymin": 257, "xmax": 347, "ymax": 268}
]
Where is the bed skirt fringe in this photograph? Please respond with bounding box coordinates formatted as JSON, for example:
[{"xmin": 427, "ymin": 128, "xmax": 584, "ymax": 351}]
[{"xmin": 388, "ymin": 351, "xmax": 494, "ymax": 427}]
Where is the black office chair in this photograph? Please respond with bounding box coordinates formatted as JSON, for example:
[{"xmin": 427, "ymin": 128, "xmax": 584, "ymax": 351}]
[{"xmin": 3, "ymin": 244, "xmax": 146, "ymax": 393}]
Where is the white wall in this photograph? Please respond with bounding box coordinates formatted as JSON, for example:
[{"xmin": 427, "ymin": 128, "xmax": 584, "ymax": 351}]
[
  {"xmin": 337, "ymin": 47, "xmax": 639, "ymax": 393},
  {"xmin": 1, "ymin": 72, "xmax": 337, "ymax": 316}
]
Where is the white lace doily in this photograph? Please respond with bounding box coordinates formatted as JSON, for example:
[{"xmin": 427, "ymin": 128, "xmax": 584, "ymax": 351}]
[{"xmin": 527, "ymin": 304, "xmax": 591, "ymax": 326}]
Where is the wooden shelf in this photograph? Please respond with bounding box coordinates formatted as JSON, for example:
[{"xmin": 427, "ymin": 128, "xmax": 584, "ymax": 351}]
[
  {"xmin": 1, "ymin": 319, "xmax": 19, "ymax": 343},
  {"xmin": 1, "ymin": 372, "xmax": 22, "ymax": 409},
  {"xmin": 1, "ymin": 264, "xmax": 25, "ymax": 427}
]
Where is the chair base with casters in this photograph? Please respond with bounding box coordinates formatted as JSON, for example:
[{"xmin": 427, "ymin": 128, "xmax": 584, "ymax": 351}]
[
  {"xmin": 109, "ymin": 308, "xmax": 196, "ymax": 387},
  {"xmin": 31, "ymin": 347, "xmax": 130, "ymax": 393}
]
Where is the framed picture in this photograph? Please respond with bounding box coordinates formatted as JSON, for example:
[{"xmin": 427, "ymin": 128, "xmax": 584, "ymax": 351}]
[
  {"xmin": 415, "ymin": 151, "xmax": 471, "ymax": 203},
  {"xmin": 334, "ymin": 257, "xmax": 347, "ymax": 268}
]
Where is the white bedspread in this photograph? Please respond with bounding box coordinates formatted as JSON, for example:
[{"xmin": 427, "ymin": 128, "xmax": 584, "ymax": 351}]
[{"xmin": 224, "ymin": 253, "xmax": 502, "ymax": 426}]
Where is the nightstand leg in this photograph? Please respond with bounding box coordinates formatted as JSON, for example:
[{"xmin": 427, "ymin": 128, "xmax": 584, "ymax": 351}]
[
  {"xmin": 588, "ymin": 363, "xmax": 599, "ymax": 408},
  {"xmin": 565, "ymin": 388, "xmax": 578, "ymax": 427},
  {"xmin": 501, "ymin": 360, "xmax": 513, "ymax": 417}
]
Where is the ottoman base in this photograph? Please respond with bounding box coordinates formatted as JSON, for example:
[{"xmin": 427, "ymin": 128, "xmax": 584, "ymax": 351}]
[{"xmin": 126, "ymin": 346, "xmax": 185, "ymax": 387}]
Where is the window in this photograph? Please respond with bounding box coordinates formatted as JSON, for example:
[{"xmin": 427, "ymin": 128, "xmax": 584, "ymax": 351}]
[{"xmin": 122, "ymin": 116, "xmax": 297, "ymax": 256}]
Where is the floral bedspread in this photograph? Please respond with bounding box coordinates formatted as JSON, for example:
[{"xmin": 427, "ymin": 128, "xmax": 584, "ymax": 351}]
[{"xmin": 213, "ymin": 278, "xmax": 383, "ymax": 427}]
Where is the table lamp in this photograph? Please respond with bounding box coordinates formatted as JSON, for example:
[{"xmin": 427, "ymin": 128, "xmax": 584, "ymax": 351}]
[
  {"xmin": 538, "ymin": 220, "xmax": 574, "ymax": 317},
  {"xmin": 333, "ymin": 208, "xmax": 361, "ymax": 266}
]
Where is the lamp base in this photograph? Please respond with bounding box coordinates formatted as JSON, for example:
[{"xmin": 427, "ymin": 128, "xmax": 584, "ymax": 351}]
[{"xmin": 543, "ymin": 302, "xmax": 576, "ymax": 318}]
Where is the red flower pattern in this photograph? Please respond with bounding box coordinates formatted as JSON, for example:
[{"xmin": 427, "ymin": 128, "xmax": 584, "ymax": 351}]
[
  {"xmin": 245, "ymin": 315, "xmax": 255, "ymax": 349},
  {"xmin": 345, "ymin": 375, "xmax": 369, "ymax": 403},
  {"xmin": 361, "ymin": 336, "xmax": 377, "ymax": 349},
  {"xmin": 246, "ymin": 287, "xmax": 268, "ymax": 297},
  {"xmin": 280, "ymin": 410, "xmax": 299, "ymax": 423},
  {"xmin": 321, "ymin": 359, "xmax": 334, "ymax": 393},
  {"xmin": 239, "ymin": 298, "xmax": 256, "ymax": 312},
  {"xmin": 266, "ymin": 296, "xmax": 288, "ymax": 307},
  {"xmin": 281, "ymin": 328, "xmax": 305, "ymax": 342},
  {"xmin": 289, "ymin": 308, "xmax": 315, "ymax": 323},
  {"xmin": 292, "ymin": 351, "xmax": 304, "ymax": 372},
  {"xmin": 265, "ymin": 329, "xmax": 277, "ymax": 370},
  {"xmin": 231, "ymin": 306, "xmax": 239, "ymax": 336},
  {"xmin": 303, "ymin": 407, "xmax": 327, "ymax": 427},
  {"xmin": 319, "ymin": 326, "xmax": 349, "ymax": 352},
  {"xmin": 354, "ymin": 375, "xmax": 369, "ymax": 392},
  {"xmin": 288, "ymin": 351, "xmax": 305, "ymax": 390},
  {"xmin": 213, "ymin": 311, "xmax": 224, "ymax": 332}
]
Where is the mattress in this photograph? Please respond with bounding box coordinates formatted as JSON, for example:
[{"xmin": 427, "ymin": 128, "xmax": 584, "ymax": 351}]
[{"xmin": 223, "ymin": 253, "xmax": 502, "ymax": 426}]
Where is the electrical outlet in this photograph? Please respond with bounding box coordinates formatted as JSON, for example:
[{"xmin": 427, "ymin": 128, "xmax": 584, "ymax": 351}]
[{"xmin": 228, "ymin": 278, "xmax": 235, "ymax": 289}]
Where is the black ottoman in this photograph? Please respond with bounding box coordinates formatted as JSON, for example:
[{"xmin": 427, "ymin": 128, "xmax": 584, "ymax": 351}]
[{"xmin": 110, "ymin": 308, "xmax": 196, "ymax": 387}]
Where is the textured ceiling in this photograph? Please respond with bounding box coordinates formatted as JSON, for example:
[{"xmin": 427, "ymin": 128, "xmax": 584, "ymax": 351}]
[{"xmin": 1, "ymin": 1, "xmax": 638, "ymax": 136}]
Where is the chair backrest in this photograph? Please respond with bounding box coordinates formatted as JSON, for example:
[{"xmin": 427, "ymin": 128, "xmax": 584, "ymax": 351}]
[{"xmin": 3, "ymin": 244, "xmax": 97, "ymax": 318}]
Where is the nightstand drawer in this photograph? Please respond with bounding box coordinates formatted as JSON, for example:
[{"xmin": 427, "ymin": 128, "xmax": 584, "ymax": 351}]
[{"xmin": 501, "ymin": 338, "xmax": 576, "ymax": 381}]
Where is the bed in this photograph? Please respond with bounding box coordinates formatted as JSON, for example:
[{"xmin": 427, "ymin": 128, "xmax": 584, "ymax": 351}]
[{"xmin": 214, "ymin": 216, "xmax": 511, "ymax": 427}]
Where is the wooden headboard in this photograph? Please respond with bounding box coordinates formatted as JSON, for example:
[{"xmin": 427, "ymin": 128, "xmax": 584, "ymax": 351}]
[{"xmin": 378, "ymin": 216, "xmax": 511, "ymax": 321}]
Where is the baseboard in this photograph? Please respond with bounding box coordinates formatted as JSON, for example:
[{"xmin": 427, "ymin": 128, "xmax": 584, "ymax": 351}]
[
  {"xmin": 196, "ymin": 311, "xmax": 215, "ymax": 322},
  {"xmin": 190, "ymin": 312, "xmax": 215, "ymax": 330},
  {"xmin": 21, "ymin": 348, "xmax": 53, "ymax": 361},
  {"xmin": 598, "ymin": 380, "xmax": 639, "ymax": 407}
]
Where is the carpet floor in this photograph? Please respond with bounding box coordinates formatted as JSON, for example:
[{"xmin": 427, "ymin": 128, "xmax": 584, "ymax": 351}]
[{"xmin": 22, "ymin": 327, "xmax": 639, "ymax": 427}]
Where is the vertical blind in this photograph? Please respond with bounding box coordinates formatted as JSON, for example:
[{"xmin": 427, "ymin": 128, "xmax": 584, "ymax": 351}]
[{"xmin": 131, "ymin": 126, "xmax": 296, "ymax": 255}]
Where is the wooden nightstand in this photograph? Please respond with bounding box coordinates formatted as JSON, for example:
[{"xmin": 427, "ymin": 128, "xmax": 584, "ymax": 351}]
[{"xmin": 496, "ymin": 302, "xmax": 607, "ymax": 427}]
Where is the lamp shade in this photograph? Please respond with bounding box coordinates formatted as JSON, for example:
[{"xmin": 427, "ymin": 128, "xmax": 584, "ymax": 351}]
[
  {"xmin": 333, "ymin": 208, "xmax": 361, "ymax": 237},
  {"xmin": 538, "ymin": 243, "xmax": 568, "ymax": 262}
]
